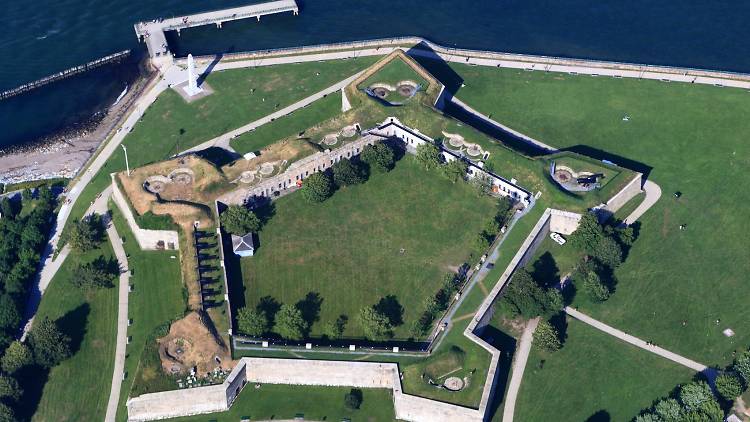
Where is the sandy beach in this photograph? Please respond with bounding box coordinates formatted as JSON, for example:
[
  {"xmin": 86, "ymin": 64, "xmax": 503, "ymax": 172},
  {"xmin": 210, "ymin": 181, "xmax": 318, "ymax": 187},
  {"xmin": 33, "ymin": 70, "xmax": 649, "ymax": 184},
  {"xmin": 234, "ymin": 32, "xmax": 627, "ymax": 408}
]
[{"xmin": 0, "ymin": 73, "xmax": 152, "ymax": 185}]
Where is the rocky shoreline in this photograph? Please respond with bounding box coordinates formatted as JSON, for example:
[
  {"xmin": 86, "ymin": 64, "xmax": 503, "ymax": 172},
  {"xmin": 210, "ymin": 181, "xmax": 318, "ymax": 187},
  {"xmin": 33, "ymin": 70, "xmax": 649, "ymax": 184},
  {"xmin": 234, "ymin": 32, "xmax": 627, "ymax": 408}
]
[{"xmin": 0, "ymin": 72, "xmax": 151, "ymax": 185}]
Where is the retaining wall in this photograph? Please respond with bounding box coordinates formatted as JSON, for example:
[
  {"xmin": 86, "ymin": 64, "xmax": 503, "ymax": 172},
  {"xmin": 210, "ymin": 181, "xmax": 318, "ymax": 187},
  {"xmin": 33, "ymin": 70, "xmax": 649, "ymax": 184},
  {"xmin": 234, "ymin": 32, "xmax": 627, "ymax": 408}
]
[
  {"xmin": 600, "ymin": 173, "xmax": 643, "ymax": 215},
  {"xmin": 110, "ymin": 174, "xmax": 180, "ymax": 250}
]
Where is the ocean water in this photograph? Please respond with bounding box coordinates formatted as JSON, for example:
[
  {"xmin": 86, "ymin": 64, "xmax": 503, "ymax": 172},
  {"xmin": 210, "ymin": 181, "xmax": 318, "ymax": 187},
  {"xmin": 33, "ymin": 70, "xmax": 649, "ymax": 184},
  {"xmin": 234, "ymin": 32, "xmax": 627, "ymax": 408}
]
[{"xmin": 1, "ymin": 0, "xmax": 749, "ymax": 150}]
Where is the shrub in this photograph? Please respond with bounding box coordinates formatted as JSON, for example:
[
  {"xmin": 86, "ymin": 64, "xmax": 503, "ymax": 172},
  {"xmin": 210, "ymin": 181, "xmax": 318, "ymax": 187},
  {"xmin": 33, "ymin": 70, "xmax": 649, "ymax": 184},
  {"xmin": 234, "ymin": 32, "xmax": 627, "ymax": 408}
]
[
  {"xmin": 582, "ymin": 271, "xmax": 611, "ymax": 302},
  {"xmin": 679, "ymin": 381, "xmax": 713, "ymax": 410},
  {"xmin": 301, "ymin": 172, "xmax": 333, "ymax": 203},
  {"xmin": 322, "ymin": 315, "xmax": 347, "ymax": 339},
  {"xmin": 593, "ymin": 236, "xmax": 624, "ymax": 268},
  {"xmin": 28, "ymin": 317, "xmax": 71, "ymax": 368},
  {"xmin": 344, "ymin": 388, "xmax": 363, "ymax": 410},
  {"xmin": 358, "ymin": 306, "xmax": 392, "ymax": 340},
  {"xmin": 715, "ymin": 373, "xmax": 743, "ymax": 401},
  {"xmin": 220, "ymin": 205, "xmax": 261, "ymax": 235},
  {"xmin": 332, "ymin": 159, "xmax": 366, "ymax": 186},
  {"xmin": 0, "ymin": 375, "xmax": 22, "ymax": 402},
  {"xmin": 733, "ymin": 349, "xmax": 750, "ymax": 383},
  {"xmin": 1, "ymin": 341, "xmax": 33, "ymax": 374},
  {"xmin": 69, "ymin": 213, "xmax": 104, "ymax": 252},
  {"xmin": 442, "ymin": 159, "xmax": 468, "ymax": 183},
  {"xmin": 361, "ymin": 143, "xmax": 395, "ymax": 173},
  {"xmin": 236, "ymin": 308, "xmax": 268, "ymax": 337},
  {"xmin": 274, "ymin": 304, "xmax": 306, "ymax": 340},
  {"xmin": 533, "ymin": 319, "xmax": 562, "ymax": 352},
  {"xmin": 415, "ymin": 143, "xmax": 441, "ymax": 171},
  {"xmin": 71, "ymin": 255, "xmax": 118, "ymax": 289},
  {"xmin": 654, "ymin": 398, "xmax": 683, "ymax": 421},
  {"xmin": 569, "ymin": 213, "xmax": 603, "ymax": 254}
]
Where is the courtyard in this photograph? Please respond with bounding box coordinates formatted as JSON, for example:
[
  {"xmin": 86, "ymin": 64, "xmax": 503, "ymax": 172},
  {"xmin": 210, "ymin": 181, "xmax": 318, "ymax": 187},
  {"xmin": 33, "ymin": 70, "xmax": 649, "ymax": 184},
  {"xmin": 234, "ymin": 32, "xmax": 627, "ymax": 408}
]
[{"xmin": 237, "ymin": 156, "xmax": 497, "ymax": 340}]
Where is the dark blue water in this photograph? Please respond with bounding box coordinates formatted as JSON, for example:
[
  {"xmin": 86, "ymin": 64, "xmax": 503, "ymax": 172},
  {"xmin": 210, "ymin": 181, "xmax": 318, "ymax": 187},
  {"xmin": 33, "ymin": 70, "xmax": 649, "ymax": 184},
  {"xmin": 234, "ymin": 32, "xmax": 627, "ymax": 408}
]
[{"xmin": 1, "ymin": 0, "xmax": 749, "ymax": 150}]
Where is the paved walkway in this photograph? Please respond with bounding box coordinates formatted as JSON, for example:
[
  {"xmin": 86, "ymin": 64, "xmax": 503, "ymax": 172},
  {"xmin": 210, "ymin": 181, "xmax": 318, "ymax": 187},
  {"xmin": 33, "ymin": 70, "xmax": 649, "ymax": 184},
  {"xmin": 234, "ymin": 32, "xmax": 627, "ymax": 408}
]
[
  {"xmin": 502, "ymin": 317, "xmax": 539, "ymax": 422},
  {"xmin": 623, "ymin": 180, "xmax": 662, "ymax": 226},
  {"xmin": 95, "ymin": 188, "xmax": 131, "ymax": 422},
  {"xmin": 180, "ymin": 70, "xmax": 366, "ymax": 154},
  {"xmin": 564, "ymin": 307, "xmax": 707, "ymax": 372}
]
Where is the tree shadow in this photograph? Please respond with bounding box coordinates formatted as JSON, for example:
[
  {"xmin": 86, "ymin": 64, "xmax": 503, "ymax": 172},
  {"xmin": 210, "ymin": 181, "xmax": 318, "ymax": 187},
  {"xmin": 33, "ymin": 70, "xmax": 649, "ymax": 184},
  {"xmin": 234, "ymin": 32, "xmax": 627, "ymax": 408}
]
[
  {"xmin": 585, "ymin": 410, "xmax": 611, "ymax": 422},
  {"xmin": 257, "ymin": 296, "xmax": 281, "ymax": 326},
  {"xmin": 295, "ymin": 292, "xmax": 323, "ymax": 328},
  {"xmin": 14, "ymin": 364, "xmax": 50, "ymax": 421},
  {"xmin": 549, "ymin": 312, "xmax": 569, "ymax": 347},
  {"xmin": 531, "ymin": 252, "xmax": 560, "ymax": 289},
  {"xmin": 55, "ymin": 303, "xmax": 91, "ymax": 355},
  {"xmin": 374, "ymin": 295, "xmax": 404, "ymax": 327}
]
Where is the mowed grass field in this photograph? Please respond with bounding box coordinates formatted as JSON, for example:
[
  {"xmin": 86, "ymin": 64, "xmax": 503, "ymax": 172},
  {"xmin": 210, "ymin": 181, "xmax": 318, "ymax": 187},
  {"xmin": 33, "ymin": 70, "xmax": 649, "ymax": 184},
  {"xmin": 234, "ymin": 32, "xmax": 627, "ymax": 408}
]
[
  {"xmin": 514, "ymin": 318, "xmax": 694, "ymax": 421},
  {"xmin": 166, "ymin": 385, "xmax": 396, "ymax": 422},
  {"xmin": 453, "ymin": 64, "xmax": 750, "ymax": 366},
  {"xmin": 62, "ymin": 58, "xmax": 378, "ymax": 244},
  {"xmin": 21, "ymin": 242, "xmax": 118, "ymax": 421},
  {"xmin": 109, "ymin": 205, "xmax": 185, "ymax": 422},
  {"xmin": 240, "ymin": 156, "xmax": 496, "ymax": 339}
]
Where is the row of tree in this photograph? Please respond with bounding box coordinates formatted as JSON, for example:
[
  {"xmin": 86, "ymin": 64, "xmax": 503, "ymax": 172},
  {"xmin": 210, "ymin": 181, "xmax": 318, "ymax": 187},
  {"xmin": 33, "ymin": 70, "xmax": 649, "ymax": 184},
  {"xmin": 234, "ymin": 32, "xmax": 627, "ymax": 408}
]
[
  {"xmin": 568, "ymin": 213, "xmax": 636, "ymax": 303},
  {"xmin": 0, "ymin": 187, "xmax": 78, "ymax": 420},
  {"xmin": 636, "ymin": 347, "xmax": 750, "ymax": 421},
  {"xmin": 301, "ymin": 142, "xmax": 397, "ymax": 203}
]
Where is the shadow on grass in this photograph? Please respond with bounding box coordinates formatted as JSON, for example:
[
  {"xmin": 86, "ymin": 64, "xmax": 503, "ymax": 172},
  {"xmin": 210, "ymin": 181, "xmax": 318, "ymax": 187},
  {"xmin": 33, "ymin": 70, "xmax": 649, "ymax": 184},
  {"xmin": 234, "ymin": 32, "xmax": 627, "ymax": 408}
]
[
  {"xmin": 374, "ymin": 295, "xmax": 404, "ymax": 327},
  {"xmin": 585, "ymin": 410, "xmax": 611, "ymax": 422},
  {"xmin": 481, "ymin": 326, "xmax": 517, "ymax": 421},
  {"xmin": 56, "ymin": 303, "xmax": 91, "ymax": 355},
  {"xmin": 296, "ymin": 292, "xmax": 323, "ymax": 329},
  {"xmin": 14, "ymin": 364, "xmax": 50, "ymax": 421},
  {"xmin": 531, "ymin": 252, "xmax": 560, "ymax": 289}
]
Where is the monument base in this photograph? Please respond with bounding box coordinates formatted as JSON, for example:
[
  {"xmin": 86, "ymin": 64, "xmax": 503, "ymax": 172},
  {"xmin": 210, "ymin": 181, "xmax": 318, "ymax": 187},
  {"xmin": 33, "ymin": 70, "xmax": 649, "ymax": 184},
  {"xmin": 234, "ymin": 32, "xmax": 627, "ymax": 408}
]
[{"xmin": 174, "ymin": 81, "xmax": 214, "ymax": 103}]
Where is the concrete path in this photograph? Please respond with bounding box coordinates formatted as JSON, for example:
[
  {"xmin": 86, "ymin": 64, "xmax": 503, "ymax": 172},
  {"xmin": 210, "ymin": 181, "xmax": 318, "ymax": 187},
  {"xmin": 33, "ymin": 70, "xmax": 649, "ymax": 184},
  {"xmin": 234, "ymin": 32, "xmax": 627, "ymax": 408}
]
[
  {"xmin": 502, "ymin": 317, "xmax": 539, "ymax": 422},
  {"xmin": 103, "ymin": 188, "xmax": 131, "ymax": 422},
  {"xmin": 623, "ymin": 180, "xmax": 662, "ymax": 226},
  {"xmin": 179, "ymin": 70, "xmax": 366, "ymax": 155},
  {"xmin": 564, "ymin": 307, "xmax": 707, "ymax": 372}
]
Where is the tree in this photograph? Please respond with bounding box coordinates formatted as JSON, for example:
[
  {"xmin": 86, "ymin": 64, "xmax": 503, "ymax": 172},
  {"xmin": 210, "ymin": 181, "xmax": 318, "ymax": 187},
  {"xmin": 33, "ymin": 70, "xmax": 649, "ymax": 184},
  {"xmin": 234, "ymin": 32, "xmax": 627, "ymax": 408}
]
[
  {"xmin": 533, "ymin": 319, "xmax": 561, "ymax": 352},
  {"xmin": 502, "ymin": 270, "xmax": 561, "ymax": 318},
  {"xmin": 220, "ymin": 205, "xmax": 261, "ymax": 235},
  {"xmin": 616, "ymin": 225, "xmax": 636, "ymax": 247},
  {"xmin": 344, "ymin": 388, "xmax": 363, "ymax": 410},
  {"xmin": 582, "ymin": 271, "xmax": 611, "ymax": 302},
  {"xmin": 415, "ymin": 143, "xmax": 441, "ymax": 171},
  {"xmin": 332, "ymin": 159, "xmax": 366, "ymax": 186},
  {"xmin": 71, "ymin": 255, "xmax": 117, "ymax": 289},
  {"xmin": 634, "ymin": 413, "xmax": 662, "ymax": 422},
  {"xmin": 301, "ymin": 172, "xmax": 333, "ymax": 203},
  {"xmin": 1, "ymin": 341, "xmax": 33, "ymax": 374},
  {"xmin": 322, "ymin": 315, "xmax": 347, "ymax": 339},
  {"xmin": 359, "ymin": 306, "xmax": 392, "ymax": 340},
  {"xmin": 69, "ymin": 214, "xmax": 104, "ymax": 252},
  {"xmin": 654, "ymin": 398, "xmax": 683, "ymax": 422},
  {"xmin": 21, "ymin": 188, "xmax": 32, "ymax": 201},
  {"xmin": 592, "ymin": 236, "xmax": 623, "ymax": 268},
  {"xmin": 0, "ymin": 198, "xmax": 18, "ymax": 220},
  {"xmin": 361, "ymin": 143, "xmax": 395, "ymax": 173},
  {"xmin": 274, "ymin": 304, "xmax": 306, "ymax": 340},
  {"xmin": 29, "ymin": 317, "xmax": 71, "ymax": 367},
  {"xmin": 0, "ymin": 403, "xmax": 14, "ymax": 422},
  {"xmin": 236, "ymin": 307, "xmax": 268, "ymax": 337},
  {"xmin": 569, "ymin": 213, "xmax": 603, "ymax": 254},
  {"xmin": 0, "ymin": 295, "xmax": 20, "ymax": 331},
  {"xmin": 442, "ymin": 159, "xmax": 468, "ymax": 183},
  {"xmin": 679, "ymin": 381, "xmax": 713, "ymax": 410},
  {"xmin": 733, "ymin": 349, "xmax": 750, "ymax": 383},
  {"xmin": 0, "ymin": 375, "xmax": 22, "ymax": 402},
  {"xmin": 715, "ymin": 373, "xmax": 743, "ymax": 401},
  {"xmin": 471, "ymin": 173, "xmax": 493, "ymax": 196}
]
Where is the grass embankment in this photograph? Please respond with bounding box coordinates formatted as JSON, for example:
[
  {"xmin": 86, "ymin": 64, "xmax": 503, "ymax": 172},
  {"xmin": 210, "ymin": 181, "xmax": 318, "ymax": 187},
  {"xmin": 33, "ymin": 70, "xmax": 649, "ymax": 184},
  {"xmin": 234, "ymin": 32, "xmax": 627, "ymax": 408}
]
[
  {"xmin": 109, "ymin": 204, "xmax": 185, "ymax": 422},
  {"xmin": 166, "ymin": 385, "xmax": 396, "ymax": 422},
  {"xmin": 21, "ymin": 241, "xmax": 117, "ymax": 421},
  {"xmin": 514, "ymin": 318, "xmax": 694, "ymax": 421},
  {"xmin": 60, "ymin": 58, "xmax": 379, "ymax": 248},
  {"xmin": 240, "ymin": 156, "xmax": 496, "ymax": 340},
  {"xmin": 454, "ymin": 64, "xmax": 750, "ymax": 366}
]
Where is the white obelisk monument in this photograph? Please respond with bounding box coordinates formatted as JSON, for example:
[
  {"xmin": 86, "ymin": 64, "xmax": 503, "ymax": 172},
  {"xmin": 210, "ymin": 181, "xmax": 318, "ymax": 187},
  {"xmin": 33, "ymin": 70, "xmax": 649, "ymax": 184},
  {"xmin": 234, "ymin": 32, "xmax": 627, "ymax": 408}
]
[{"xmin": 185, "ymin": 54, "xmax": 203, "ymax": 96}]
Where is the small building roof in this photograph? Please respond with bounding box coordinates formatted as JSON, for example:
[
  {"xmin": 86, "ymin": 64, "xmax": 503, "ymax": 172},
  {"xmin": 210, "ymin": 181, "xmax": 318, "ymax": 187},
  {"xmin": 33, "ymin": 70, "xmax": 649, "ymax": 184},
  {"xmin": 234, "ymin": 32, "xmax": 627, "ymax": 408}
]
[{"xmin": 231, "ymin": 233, "xmax": 254, "ymax": 253}]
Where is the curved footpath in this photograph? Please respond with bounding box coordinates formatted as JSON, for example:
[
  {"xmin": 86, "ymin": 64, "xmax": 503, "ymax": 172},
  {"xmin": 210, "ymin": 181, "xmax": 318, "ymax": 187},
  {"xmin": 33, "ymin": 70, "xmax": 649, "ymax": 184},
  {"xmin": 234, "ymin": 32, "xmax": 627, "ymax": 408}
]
[{"xmin": 623, "ymin": 180, "xmax": 662, "ymax": 226}]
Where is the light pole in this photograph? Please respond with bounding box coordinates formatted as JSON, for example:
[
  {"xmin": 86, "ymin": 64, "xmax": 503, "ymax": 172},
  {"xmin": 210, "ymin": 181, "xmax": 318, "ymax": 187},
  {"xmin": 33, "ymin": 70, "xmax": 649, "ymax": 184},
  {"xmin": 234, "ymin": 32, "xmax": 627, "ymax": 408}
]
[{"xmin": 121, "ymin": 144, "xmax": 130, "ymax": 177}]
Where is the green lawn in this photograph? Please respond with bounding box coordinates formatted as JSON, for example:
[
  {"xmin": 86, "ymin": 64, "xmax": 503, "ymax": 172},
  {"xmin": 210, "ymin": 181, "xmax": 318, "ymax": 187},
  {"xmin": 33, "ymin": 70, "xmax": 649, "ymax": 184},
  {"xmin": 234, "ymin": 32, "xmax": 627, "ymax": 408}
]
[
  {"xmin": 514, "ymin": 318, "xmax": 694, "ymax": 421},
  {"xmin": 109, "ymin": 204, "xmax": 186, "ymax": 422},
  {"xmin": 231, "ymin": 91, "xmax": 343, "ymax": 154},
  {"xmin": 61, "ymin": 58, "xmax": 378, "ymax": 248},
  {"xmin": 359, "ymin": 56, "xmax": 430, "ymax": 89},
  {"xmin": 166, "ymin": 385, "xmax": 397, "ymax": 422},
  {"xmin": 239, "ymin": 156, "xmax": 496, "ymax": 340},
  {"xmin": 22, "ymin": 241, "xmax": 118, "ymax": 421},
  {"xmin": 454, "ymin": 64, "xmax": 750, "ymax": 366}
]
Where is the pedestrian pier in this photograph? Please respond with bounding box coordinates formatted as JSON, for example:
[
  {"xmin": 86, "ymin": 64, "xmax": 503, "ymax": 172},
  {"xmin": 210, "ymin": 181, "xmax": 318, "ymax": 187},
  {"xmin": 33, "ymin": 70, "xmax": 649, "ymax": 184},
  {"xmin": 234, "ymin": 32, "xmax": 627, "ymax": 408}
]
[{"xmin": 134, "ymin": 0, "xmax": 299, "ymax": 60}]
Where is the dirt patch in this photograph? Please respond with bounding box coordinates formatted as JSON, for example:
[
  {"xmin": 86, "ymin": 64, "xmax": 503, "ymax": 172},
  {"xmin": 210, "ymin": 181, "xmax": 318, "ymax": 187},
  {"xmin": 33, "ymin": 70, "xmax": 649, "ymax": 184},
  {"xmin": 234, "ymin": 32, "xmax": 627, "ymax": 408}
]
[{"xmin": 158, "ymin": 312, "xmax": 234, "ymax": 377}]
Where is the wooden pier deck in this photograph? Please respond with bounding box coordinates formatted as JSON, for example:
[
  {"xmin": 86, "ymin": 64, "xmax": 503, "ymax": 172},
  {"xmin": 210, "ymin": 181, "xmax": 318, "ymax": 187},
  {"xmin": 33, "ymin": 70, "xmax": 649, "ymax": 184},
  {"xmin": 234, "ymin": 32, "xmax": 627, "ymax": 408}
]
[{"xmin": 134, "ymin": 0, "xmax": 298, "ymax": 60}]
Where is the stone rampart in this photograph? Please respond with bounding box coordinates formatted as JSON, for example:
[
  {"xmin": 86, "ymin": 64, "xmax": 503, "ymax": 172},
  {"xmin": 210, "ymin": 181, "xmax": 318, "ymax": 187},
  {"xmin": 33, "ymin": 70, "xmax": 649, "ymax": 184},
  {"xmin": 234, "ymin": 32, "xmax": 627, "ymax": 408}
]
[
  {"xmin": 601, "ymin": 173, "xmax": 643, "ymax": 215},
  {"xmin": 110, "ymin": 174, "xmax": 180, "ymax": 250}
]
